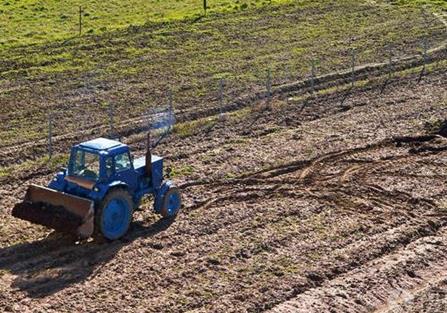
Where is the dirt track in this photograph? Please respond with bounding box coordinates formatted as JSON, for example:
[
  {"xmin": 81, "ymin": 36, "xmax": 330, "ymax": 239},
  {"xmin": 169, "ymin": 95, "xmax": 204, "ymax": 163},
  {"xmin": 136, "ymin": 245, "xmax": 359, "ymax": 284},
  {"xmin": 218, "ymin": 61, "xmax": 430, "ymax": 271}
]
[{"xmin": 0, "ymin": 66, "xmax": 446, "ymax": 312}]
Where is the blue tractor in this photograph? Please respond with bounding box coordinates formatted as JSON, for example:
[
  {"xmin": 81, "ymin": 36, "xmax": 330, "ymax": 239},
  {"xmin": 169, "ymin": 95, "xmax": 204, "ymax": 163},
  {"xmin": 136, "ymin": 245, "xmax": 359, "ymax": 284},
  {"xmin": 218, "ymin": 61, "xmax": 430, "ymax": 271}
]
[{"xmin": 12, "ymin": 135, "xmax": 181, "ymax": 240}]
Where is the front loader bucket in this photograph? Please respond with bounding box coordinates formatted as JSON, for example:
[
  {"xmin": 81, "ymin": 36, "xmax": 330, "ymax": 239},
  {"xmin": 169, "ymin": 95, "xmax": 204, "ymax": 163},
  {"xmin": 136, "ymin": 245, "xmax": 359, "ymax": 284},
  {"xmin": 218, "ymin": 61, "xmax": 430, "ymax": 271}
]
[{"xmin": 12, "ymin": 184, "xmax": 95, "ymax": 239}]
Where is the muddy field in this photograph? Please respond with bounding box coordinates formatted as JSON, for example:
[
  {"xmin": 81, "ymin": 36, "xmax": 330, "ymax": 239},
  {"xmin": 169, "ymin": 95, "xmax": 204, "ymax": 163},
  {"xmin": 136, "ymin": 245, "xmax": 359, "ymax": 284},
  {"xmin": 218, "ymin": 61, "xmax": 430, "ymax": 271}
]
[{"xmin": 0, "ymin": 54, "xmax": 446, "ymax": 313}]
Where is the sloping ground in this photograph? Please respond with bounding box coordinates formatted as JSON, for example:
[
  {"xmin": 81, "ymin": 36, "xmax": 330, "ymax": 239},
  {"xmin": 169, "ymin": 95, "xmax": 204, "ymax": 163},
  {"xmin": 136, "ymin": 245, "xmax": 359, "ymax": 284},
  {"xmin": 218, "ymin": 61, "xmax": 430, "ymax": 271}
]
[
  {"xmin": 0, "ymin": 66, "xmax": 445, "ymax": 311},
  {"xmin": 0, "ymin": 0, "xmax": 445, "ymax": 153}
]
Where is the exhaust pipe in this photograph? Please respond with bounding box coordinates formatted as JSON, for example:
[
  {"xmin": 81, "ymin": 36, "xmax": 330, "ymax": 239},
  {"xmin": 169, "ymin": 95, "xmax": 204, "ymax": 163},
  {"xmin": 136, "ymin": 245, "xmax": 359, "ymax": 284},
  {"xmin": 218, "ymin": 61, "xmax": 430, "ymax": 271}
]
[{"xmin": 145, "ymin": 132, "xmax": 152, "ymax": 178}]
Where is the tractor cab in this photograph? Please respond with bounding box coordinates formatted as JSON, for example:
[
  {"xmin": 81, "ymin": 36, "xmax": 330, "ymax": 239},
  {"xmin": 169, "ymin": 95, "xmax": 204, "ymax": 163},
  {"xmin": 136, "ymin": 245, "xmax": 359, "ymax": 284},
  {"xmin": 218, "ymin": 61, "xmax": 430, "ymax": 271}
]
[
  {"xmin": 66, "ymin": 138, "xmax": 139, "ymax": 191},
  {"xmin": 49, "ymin": 137, "xmax": 166, "ymax": 205}
]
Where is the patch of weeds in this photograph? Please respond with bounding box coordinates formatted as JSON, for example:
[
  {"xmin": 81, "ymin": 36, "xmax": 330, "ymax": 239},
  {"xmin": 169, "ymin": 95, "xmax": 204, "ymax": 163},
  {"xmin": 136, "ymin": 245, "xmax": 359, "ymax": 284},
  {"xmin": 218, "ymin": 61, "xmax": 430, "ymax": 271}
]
[
  {"xmin": 174, "ymin": 117, "xmax": 217, "ymax": 138},
  {"xmin": 224, "ymin": 172, "xmax": 237, "ymax": 179},
  {"xmin": 0, "ymin": 154, "xmax": 68, "ymax": 179},
  {"xmin": 227, "ymin": 107, "xmax": 251, "ymax": 121},
  {"xmin": 169, "ymin": 164, "xmax": 195, "ymax": 178},
  {"xmin": 0, "ymin": 269, "xmax": 9, "ymax": 278},
  {"xmin": 424, "ymin": 117, "xmax": 447, "ymax": 135}
]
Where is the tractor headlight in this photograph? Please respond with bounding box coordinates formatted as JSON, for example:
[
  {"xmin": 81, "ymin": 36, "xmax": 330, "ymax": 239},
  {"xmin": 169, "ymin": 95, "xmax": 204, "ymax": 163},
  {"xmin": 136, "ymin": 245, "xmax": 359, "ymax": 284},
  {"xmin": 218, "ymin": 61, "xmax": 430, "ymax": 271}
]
[{"xmin": 93, "ymin": 186, "xmax": 100, "ymax": 192}]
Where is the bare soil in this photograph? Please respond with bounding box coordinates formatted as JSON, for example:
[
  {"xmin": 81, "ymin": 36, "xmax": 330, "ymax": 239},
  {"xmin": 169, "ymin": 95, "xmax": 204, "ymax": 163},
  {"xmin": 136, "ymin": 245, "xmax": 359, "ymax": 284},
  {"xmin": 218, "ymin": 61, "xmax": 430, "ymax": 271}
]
[{"xmin": 0, "ymin": 63, "xmax": 446, "ymax": 312}]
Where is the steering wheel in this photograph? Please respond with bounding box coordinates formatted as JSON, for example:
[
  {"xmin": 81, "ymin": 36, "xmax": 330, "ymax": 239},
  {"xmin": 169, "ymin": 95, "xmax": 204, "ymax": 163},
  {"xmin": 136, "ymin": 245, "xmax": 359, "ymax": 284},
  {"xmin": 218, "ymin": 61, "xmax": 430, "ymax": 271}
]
[
  {"xmin": 115, "ymin": 162, "xmax": 126, "ymax": 171},
  {"xmin": 80, "ymin": 169, "xmax": 97, "ymax": 179}
]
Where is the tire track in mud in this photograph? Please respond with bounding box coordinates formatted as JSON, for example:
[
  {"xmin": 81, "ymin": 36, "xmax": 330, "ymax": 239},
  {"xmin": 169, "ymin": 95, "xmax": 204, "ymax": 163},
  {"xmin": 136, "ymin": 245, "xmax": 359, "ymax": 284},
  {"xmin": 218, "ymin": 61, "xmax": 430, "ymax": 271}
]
[
  {"xmin": 374, "ymin": 276, "xmax": 447, "ymax": 313},
  {"xmin": 165, "ymin": 137, "xmax": 447, "ymax": 312},
  {"xmin": 191, "ymin": 196, "xmax": 446, "ymax": 312},
  {"xmin": 246, "ymin": 137, "xmax": 447, "ymax": 312},
  {"xmin": 268, "ymin": 225, "xmax": 447, "ymax": 313},
  {"xmin": 373, "ymin": 272, "xmax": 447, "ymax": 313},
  {"xmin": 207, "ymin": 220, "xmax": 445, "ymax": 313},
  {"xmin": 183, "ymin": 133, "xmax": 443, "ymax": 199},
  {"xmin": 201, "ymin": 133, "xmax": 445, "ymax": 308},
  {"xmin": 252, "ymin": 152, "xmax": 447, "ymax": 312}
]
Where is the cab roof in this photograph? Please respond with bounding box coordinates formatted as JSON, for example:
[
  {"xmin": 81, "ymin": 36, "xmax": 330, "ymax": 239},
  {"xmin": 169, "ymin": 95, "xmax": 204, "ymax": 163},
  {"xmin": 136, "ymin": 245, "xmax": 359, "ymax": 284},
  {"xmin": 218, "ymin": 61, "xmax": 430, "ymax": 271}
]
[{"xmin": 79, "ymin": 138, "xmax": 126, "ymax": 151}]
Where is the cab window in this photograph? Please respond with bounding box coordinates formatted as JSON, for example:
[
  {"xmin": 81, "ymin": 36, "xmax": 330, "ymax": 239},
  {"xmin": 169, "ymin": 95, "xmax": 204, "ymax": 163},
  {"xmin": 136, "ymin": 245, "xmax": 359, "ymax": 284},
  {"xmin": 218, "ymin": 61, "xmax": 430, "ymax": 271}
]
[
  {"xmin": 115, "ymin": 153, "xmax": 131, "ymax": 172},
  {"xmin": 72, "ymin": 150, "xmax": 100, "ymax": 180}
]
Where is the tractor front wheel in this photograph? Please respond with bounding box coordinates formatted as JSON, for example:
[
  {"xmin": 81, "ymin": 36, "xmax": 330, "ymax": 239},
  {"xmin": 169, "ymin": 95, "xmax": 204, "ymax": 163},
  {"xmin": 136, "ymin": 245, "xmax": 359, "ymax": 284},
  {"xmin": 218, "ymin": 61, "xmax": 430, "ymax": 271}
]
[
  {"xmin": 159, "ymin": 185, "xmax": 182, "ymax": 218},
  {"xmin": 96, "ymin": 188, "xmax": 133, "ymax": 240}
]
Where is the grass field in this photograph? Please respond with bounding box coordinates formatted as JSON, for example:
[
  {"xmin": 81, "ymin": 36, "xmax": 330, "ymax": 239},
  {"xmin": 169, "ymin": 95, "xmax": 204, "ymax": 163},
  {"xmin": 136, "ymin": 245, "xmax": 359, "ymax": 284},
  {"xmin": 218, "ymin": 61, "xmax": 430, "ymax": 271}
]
[
  {"xmin": 0, "ymin": 0, "xmax": 293, "ymax": 48},
  {"xmin": 0, "ymin": 0, "xmax": 445, "ymax": 49}
]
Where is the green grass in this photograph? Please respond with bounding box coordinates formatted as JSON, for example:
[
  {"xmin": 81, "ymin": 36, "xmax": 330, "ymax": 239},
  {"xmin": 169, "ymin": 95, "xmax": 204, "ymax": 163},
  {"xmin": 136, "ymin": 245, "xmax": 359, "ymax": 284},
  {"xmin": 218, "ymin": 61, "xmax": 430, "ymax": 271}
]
[
  {"xmin": 0, "ymin": 0, "xmax": 292, "ymax": 49},
  {"xmin": 1, "ymin": 0, "xmax": 443, "ymax": 49},
  {"xmin": 174, "ymin": 116, "xmax": 218, "ymax": 138},
  {"xmin": 169, "ymin": 165, "xmax": 196, "ymax": 178},
  {"xmin": 0, "ymin": 154, "xmax": 68, "ymax": 179},
  {"xmin": 386, "ymin": 0, "xmax": 447, "ymax": 10}
]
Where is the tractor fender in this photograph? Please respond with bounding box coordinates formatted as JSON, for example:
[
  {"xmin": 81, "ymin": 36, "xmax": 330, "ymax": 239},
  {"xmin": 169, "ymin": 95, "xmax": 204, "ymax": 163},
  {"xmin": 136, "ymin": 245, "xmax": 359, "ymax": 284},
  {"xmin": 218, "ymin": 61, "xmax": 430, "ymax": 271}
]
[
  {"xmin": 154, "ymin": 180, "xmax": 174, "ymax": 214},
  {"xmin": 109, "ymin": 181, "xmax": 129, "ymax": 190},
  {"xmin": 88, "ymin": 181, "xmax": 129, "ymax": 202}
]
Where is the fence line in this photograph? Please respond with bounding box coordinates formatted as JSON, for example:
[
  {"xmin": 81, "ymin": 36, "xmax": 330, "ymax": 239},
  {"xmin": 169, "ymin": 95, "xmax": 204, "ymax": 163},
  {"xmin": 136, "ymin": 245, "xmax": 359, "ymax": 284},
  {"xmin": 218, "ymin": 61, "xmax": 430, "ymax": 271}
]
[{"xmin": 8, "ymin": 38, "xmax": 445, "ymax": 162}]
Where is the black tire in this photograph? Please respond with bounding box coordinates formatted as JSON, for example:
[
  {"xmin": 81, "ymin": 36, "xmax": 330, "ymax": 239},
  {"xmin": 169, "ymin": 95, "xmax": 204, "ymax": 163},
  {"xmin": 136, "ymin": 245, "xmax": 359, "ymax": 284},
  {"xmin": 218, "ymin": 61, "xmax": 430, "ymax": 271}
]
[{"xmin": 95, "ymin": 188, "xmax": 133, "ymax": 240}]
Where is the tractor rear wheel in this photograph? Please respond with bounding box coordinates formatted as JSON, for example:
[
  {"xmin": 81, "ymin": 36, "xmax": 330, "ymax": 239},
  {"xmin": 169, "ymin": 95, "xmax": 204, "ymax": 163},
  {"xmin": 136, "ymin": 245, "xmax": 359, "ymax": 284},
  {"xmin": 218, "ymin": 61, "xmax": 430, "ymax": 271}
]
[{"xmin": 95, "ymin": 188, "xmax": 133, "ymax": 240}]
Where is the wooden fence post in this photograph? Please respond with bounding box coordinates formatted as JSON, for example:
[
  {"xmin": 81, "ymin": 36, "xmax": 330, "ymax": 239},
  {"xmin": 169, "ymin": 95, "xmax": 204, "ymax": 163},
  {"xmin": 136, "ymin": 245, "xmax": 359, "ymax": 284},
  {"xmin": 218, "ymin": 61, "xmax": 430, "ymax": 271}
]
[
  {"xmin": 48, "ymin": 112, "xmax": 53, "ymax": 159},
  {"xmin": 267, "ymin": 68, "xmax": 272, "ymax": 107},
  {"xmin": 351, "ymin": 50, "xmax": 356, "ymax": 89},
  {"xmin": 108, "ymin": 102, "xmax": 115, "ymax": 138},
  {"xmin": 79, "ymin": 6, "xmax": 83, "ymax": 36},
  {"xmin": 219, "ymin": 79, "xmax": 225, "ymax": 118},
  {"xmin": 311, "ymin": 60, "xmax": 316, "ymax": 94}
]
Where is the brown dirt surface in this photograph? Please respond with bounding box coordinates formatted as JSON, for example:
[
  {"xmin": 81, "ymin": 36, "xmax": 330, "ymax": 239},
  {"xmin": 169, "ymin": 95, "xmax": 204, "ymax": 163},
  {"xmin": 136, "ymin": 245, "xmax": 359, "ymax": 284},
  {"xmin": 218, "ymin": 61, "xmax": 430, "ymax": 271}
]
[{"xmin": 0, "ymin": 61, "xmax": 446, "ymax": 312}]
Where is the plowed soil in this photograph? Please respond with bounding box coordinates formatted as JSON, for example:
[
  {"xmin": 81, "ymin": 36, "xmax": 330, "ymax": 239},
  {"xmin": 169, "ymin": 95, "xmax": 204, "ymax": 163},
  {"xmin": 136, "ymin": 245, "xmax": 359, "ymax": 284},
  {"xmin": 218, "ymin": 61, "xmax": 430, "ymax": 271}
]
[{"xmin": 0, "ymin": 60, "xmax": 446, "ymax": 313}]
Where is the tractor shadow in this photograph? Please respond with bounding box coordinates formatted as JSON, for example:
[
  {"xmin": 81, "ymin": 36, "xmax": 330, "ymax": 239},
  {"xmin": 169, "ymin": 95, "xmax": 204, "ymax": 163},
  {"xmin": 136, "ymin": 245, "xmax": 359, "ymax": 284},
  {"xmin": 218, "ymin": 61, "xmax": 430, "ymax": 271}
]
[{"xmin": 0, "ymin": 217, "xmax": 174, "ymax": 298}]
